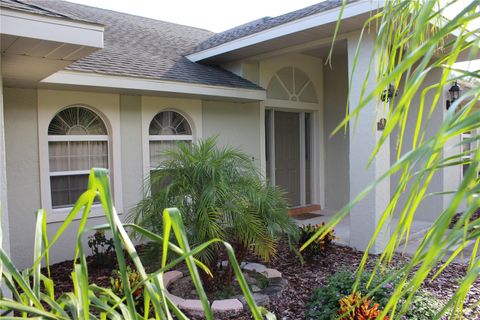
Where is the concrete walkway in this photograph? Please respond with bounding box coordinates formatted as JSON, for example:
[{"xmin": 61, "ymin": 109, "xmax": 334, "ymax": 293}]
[{"xmin": 294, "ymin": 210, "xmax": 476, "ymax": 264}]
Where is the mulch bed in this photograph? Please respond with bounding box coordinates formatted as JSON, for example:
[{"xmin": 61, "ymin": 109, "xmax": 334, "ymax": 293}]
[
  {"xmin": 449, "ymin": 208, "xmax": 480, "ymax": 228},
  {"xmin": 43, "ymin": 243, "xmax": 480, "ymax": 319}
]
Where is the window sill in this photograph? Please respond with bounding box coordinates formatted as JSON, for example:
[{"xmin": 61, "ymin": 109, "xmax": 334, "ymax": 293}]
[{"xmin": 46, "ymin": 204, "xmax": 123, "ymax": 224}]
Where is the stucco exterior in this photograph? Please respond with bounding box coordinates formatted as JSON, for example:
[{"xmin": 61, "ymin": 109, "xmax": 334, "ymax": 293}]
[
  {"xmin": 202, "ymin": 100, "xmax": 261, "ymax": 166},
  {"xmin": 323, "ymin": 54, "xmax": 350, "ymax": 212},
  {"xmin": 0, "ymin": 0, "xmax": 469, "ymax": 269}
]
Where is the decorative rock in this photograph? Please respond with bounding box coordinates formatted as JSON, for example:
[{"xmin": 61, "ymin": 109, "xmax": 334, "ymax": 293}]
[
  {"xmin": 251, "ymin": 285, "xmax": 262, "ymax": 292},
  {"xmin": 243, "ymin": 274, "xmax": 256, "ymax": 285},
  {"xmin": 178, "ymin": 299, "xmax": 206, "ymax": 317},
  {"xmin": 220, "ymin": 260, "xmax": 229, "ymax": 267},
  {"xmin": 211, "ymin": 298, "xmax": 243, "ymax": 313},
  {"xmin": 237, "ymin": 293, "xmax": 270, "ymax": 307},
  {"xmin": 264, "ymin": 268, "xmax": 282, "ymax": 278},
  {"xmin": 242, "ymin": 262, "xmax": 267, "ymax": 273},
  {"xmin": 166, "ymin": 292, "xmax": 185, "ymax": 306},
  {"xmin": 162, "ymin": 271, "xmax": 183, "ymax": 287}
]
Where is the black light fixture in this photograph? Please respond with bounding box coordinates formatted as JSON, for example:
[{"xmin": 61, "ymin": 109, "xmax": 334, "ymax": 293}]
[
  {"xmin": 446, "ymin": 80, "xmax": 460, "ymax": 110},
  {"xmin": 381, "ymin": 84, "xmax": 397, "ymax": 102}
]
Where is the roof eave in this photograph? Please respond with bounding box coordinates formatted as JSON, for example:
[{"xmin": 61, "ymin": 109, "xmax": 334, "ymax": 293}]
[
  {"xmin": 0, "ymin": 7, "xmax": 104, "ymax": 48},
  {"xmin": 41, "ymin": 71, "xmax": 267, "ymax": 102},
  {"xmin": 186, "ymin": 0, "xmax": 384, "ymax": 63}
]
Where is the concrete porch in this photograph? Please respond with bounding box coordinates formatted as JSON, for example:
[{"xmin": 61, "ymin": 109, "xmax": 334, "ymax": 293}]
[{"xmin": 294, "ymin": 210, "xmax": 477, "ymax": 264}]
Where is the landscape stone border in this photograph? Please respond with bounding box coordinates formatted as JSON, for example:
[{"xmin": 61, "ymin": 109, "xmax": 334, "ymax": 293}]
[{"xmin": 162, "ymin": 262, "xmax": 287, "ymax": 317}]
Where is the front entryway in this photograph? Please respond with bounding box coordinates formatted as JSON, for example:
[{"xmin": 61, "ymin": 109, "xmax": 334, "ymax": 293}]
[{"xmin": 265, "ymin": 109, "xmax": 312, "ymax": 207}]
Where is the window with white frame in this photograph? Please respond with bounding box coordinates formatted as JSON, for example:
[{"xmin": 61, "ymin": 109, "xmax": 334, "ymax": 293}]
[
  {"xmin": 48, "ymin": 106, "xmax": 109, "ymax": 208},
  {"xmin": 148, "ymin": 111, "xmax": 192, "ymax": 170}
]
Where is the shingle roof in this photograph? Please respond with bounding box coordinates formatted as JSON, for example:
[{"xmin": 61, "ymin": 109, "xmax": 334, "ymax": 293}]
[
  {"xmin": 9, "ymin": 0, "xmax": 263, "ymax": 90},
  {"xmin": 191, "ymin": 0, "xmax": 359, "ymax": 54},
  {"xmin": 0, "ymin": 0, "xmax": 93, "ymax": 23}
]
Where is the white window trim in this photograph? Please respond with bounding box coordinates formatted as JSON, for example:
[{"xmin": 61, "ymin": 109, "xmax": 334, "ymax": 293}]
[
  {"xmin": 48, "ymin": 135, "xmax": 108, "ymax": 142},
  {"xmin": 47, "ymin": 122, "xmax": 111, "ymax": 216},
  {"xmin": 141, "ymin": 100, "xmax": 202, "ymax": 189},
  {"xmin": 38, "ymin": 91, "xmax": 124, "ymax": 224},
  {"xmin": 149, "ymin": 135, "xmax": 193, "ymax": 141},
  {"xmin": 148, "ymin": 112, "xmax": 193, "ymax": 172}
]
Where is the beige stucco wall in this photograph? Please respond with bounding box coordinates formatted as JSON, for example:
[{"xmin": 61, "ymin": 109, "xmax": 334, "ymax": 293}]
[
  {"xmin": 0, "ymin": 77, "xmax": 11, "ymax": 259},
  {"xmin": 390, "ymin": 68, "xmax": 450, "ymax": 222},
  {"xmin": 202, "ymin": 100, "xmax": 261, "ymax": 167},
  {"xmin": 4, "ymin": 88, "xmax": 41, "ymax": 267},
  {"xmin": 323, "ymin": 54, "xmax": 350, "ymax": 212},
  {"xmin": 120, "ymin": 95, "xmax": 144, "ymax": 213}
]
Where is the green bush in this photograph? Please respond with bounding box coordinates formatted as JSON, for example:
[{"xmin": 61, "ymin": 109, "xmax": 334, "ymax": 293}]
[
  {"xmin": 306, "ymin": 269, "xmax": 401, "ymax": 320},
  {"xmin": 306, "ymin": 269, "xmax": 446, "ymax": 320},
  {"xmin": 299, "ymin": 222, "xmax": 335, "ymax": 260},
  {"xmin": 401, "ymin": 289, "xmax": 445, "ymax": 320},
  {"xmin": 87, "ymin": 230, "xmax": 115, "ymax": 268},
  {"xmin": 131, "ymin": 137, "xmax": 299, "ymax": 274}
]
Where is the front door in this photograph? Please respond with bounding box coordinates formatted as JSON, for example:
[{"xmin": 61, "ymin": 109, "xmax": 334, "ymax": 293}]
[
  {"xmin": 266, "ymin": 110, "xmax": 312, "ymax": 207},
  {"xmin": 274, "ymin": 111, "xmax": 300, "ymax": 206}
]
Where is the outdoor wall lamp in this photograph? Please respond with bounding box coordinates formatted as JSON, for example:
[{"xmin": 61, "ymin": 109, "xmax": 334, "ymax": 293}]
[
  {"xmin": 446, "ymin": 80, "xmax": 461, "ymax": 110},
  {"xmin": 381, "ymin": 84, "xmax": 397, "ymax": 102}
]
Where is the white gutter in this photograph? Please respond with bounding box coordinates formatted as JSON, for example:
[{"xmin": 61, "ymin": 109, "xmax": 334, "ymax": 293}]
[
  {"xmin": 42, "ymin": 71, "xmax": 266, "ymax": 101},
  {"xmin": 187, "ymin": 0, "xmax": 384, "ymax": 62}
]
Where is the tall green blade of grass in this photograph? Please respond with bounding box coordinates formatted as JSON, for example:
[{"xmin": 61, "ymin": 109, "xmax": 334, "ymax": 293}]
[{"xmin": 304, "ymin": 0, "xmax": 480, "ymax": 318}]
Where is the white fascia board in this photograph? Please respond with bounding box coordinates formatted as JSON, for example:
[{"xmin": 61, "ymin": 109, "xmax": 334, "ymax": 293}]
[
  {"xmin": 187, "ymin": 0, "xmax": 384, "ymax": 62},
  {"xmin": 0, "ymin": 8, "xmax": 104, "ymax": 48},
  {"xmin": 42, "ymin": 71, "xmax": 266, "ymax": 101}
]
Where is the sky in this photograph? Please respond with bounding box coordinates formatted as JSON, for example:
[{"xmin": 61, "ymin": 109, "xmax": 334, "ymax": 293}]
[{"xmin": 67, "ymin": 0, "xmax": 480, "ymax": 70}]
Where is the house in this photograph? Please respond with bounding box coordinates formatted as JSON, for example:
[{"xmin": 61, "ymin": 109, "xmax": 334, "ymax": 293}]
[{"xmin": 0, "ymin": 0, "xmax": 473, "ymax": 269}]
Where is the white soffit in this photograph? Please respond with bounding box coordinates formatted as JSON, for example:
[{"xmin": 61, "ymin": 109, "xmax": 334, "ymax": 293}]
[
  {"xmin": 42, "ymin": 71, "xmax": 267, "ymax": 101},
  {"xmin": 187, "ymin": 0, "xmax": 384, "ymax": 62},
  {"xmin": 0, "ymin": 8, "xmax": 104, "ymax": 48}
]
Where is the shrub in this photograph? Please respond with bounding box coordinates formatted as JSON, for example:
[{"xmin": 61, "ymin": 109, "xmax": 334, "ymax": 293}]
[
  {"xmin": 306, "ymin": 269, "xmax": 401, "ymax": 319},
  {"xmin": 299, "ymin": 222, "xmax": 335, "ymax": 260},
  {"xmin": 87, "ymin": 230, "xmax": 115, "ymax": 268},
  {"xmin": 337, "ymin": 292, "xmax": 390, "ymax": 320},
  {"xmin": 400, "ymin": 289, "xmax": 446, "ymax": 320},
  {"xmin": 111, "ymin": 266, "xmax": 143, "ymax": 306},
  {"xmin": 130, "ymin": 137, "xmax": 299, "ymax": 282},
  {"xmin": 306, "ymin": 268, "xmax": 447, "ymax": 320}
]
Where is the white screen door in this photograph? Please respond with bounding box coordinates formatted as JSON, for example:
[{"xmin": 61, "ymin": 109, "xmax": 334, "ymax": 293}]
[{"xmin": 266, "ymin": 109, "xmax": 312, "ymax": 207}]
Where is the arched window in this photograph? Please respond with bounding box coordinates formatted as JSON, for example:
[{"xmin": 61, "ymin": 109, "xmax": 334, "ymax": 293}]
[
  {"xmin": 48, "ymin": 106, "xmax": 109, "ymax": 208},
  {"xmin": 149, "ymin": 111, "xmax": 192, "ymax": 169},
  {"xmin": 267, "ymin": 67, "xmax": 318, "ymax": 103}
]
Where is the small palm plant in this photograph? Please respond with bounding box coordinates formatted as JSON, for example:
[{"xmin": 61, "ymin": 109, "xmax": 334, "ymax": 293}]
[{"xmin": 131, "ymin": 137, "xmax": 298, "ymax": 284}]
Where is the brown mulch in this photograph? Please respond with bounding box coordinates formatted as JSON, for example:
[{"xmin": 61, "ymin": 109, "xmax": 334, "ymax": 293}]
[
  {"xmin": 43, "ymin": 243, "xmax": 480, "ymax": 319},
  {"xmin": 449, "ymin": 208, "xmax": 480, "ymax": 229}
]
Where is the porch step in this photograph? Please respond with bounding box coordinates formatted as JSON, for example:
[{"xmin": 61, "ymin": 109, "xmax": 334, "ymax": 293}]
[{"xmin": 288, "ymin": 204, "xmax": 321, "ymax": 216}]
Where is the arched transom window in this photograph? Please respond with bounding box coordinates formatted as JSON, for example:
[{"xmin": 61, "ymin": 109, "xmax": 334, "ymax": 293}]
[
  {"xmin": 267, "ymin": 67, "xmax": 318, "ymax": 103},
  {"xmin": 149, "ymin": 111, "xmax": 192, "ymax": 169},
  {"xmin": 48, "ymin": 106, "xmax": 109, "ymax": 208}
]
